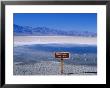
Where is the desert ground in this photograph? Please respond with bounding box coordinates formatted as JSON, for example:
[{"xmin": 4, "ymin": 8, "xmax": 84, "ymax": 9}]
[
  {"xmin": 14, "ymin": 61, "xmax": 97, "ymax": 75},
  {"xmin": 14, "ymin": 36, "xmax": 97, "ymax": 75},
  {"xmin": 14, "ymin": 36, "xmax": 97, "ymax": 46}
]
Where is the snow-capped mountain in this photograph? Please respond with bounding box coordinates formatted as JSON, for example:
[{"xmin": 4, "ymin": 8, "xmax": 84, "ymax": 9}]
[{"xmin": 14, "ymin": 24, "xmax": 97, "ymax": 37}]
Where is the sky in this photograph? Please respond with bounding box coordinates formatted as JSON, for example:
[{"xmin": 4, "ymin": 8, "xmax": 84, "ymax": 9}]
[{"xmin": 14, "ymin": 13, "xmax": 97, "ymax": 33}]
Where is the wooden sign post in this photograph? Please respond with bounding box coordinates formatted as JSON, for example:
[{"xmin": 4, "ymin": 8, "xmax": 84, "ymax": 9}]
[
  {"xmin": 61, "ymin": 58, "xmax": 64, "ymax": 74},
  {"xmin": 55, "ymin": 52, "xmax": 70, "ymax": 75}
]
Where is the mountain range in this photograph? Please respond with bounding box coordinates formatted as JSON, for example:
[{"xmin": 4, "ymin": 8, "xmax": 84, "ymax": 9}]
[{"xmin": 14, "ymin": 24, "xmax": 97, "ymax": 37}]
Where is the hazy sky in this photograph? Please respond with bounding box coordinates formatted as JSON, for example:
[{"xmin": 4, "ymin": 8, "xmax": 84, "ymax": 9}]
[{"xmin": 14, "ymin": 13, "xmax": 97, "ymax": 32}]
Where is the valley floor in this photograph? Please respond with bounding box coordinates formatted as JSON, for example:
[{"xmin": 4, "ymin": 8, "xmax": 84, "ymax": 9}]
[
  {"xmin": 14, "ymin": 36, "xmax": 97, "ymax": 46},
  {"xmin": 14, "ymin": 61, "xmax": 97, "ymax": 75}
]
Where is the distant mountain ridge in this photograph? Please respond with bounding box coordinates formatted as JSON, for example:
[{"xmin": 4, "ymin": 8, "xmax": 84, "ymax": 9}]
[{"xmin": 14, "ymin": 24, "xmax": 97, "ymax": 37}]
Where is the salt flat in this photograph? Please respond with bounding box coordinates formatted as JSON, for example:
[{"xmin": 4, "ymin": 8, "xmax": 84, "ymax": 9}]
[
  {"xmin": 14, "ymin": 61, "xmax": 97, "ymax": 75},
  {"xmin": 14, "ymin": 36, "xmax": 97, "ymax": 46},
  {"xmin": 14, "ymin": 36, "xmax": 97, "ymax": 75}
]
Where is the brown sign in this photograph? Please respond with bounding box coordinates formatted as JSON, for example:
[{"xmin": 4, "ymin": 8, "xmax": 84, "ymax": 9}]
[
  {"xmin": 54, "ymin": 52, "xmax": 70, "ymax": 74},
  {"xmin": 55, "ymin": 52, "xmax": 70, "ymax": 59}
]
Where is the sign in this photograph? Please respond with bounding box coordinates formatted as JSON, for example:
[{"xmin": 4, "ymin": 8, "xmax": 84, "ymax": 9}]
[
  {"xmin": 55, "ymin": 52, "xmax": 70, "ymax": 59},
  {"xmin": 54, "ymin": 52, "xmax": 70, "ymax": 74}
]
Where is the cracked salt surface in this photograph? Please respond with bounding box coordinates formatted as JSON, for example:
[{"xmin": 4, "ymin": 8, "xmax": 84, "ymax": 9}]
[{"xmin": 14, "ymin": 61, "xmax": 97, "ymax": 75}]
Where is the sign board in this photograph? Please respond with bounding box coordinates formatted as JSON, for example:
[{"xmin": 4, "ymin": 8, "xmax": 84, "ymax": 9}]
[
  {"xmin": 54, "ymin": 52, "xmax": 70, "ymax": 74},
  {"xmin": 55, "ymin": 52, "xmax": 70, "ymax": 59}
]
